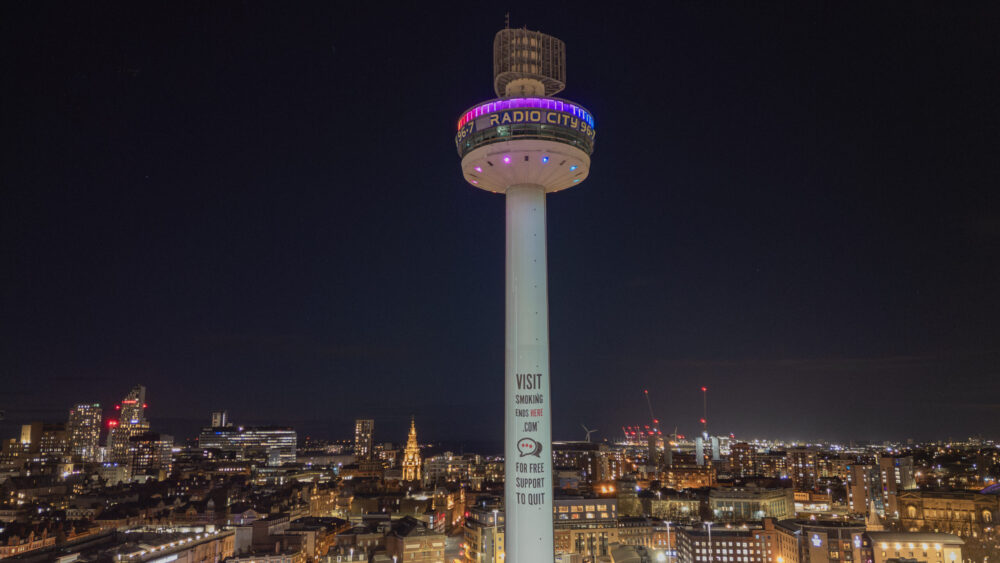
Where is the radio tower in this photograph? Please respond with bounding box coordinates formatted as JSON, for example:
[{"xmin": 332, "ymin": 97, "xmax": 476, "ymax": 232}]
[{"xmin": 456, "ymin": 28, "xmax": 596, "ymax": 563}]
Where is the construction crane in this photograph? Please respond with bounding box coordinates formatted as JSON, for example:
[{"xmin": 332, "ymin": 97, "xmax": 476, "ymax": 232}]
[{"xmin": 643, "ymin": 389, "xmax": 661, "ymax": 435}]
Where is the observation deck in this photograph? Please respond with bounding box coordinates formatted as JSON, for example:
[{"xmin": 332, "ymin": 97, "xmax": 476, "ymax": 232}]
[{"xmin": 455, "ymin": 97, "xmax": 596, "ymax": 159}]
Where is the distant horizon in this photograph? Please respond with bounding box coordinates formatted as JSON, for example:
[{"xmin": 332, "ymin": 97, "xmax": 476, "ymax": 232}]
[{"xmin": 2, "ymin": 411, "xmax": 993, "ymax": 453}]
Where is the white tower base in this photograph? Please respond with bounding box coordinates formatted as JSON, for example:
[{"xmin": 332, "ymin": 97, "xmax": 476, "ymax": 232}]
[{"xmin": 505, "ymin": 184, "xmax": 554, "ymax": 563}]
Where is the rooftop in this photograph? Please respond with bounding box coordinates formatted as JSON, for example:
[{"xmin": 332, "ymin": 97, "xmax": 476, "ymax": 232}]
[{"xmin": 867, "ymin": 532, "xmax": 965, "ymax": 545}]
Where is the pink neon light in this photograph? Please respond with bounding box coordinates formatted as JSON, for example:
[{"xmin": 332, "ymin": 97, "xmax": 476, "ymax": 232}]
[{"xmin": 457, "ymin": 97, "xmax": 595, "ymax": 130}]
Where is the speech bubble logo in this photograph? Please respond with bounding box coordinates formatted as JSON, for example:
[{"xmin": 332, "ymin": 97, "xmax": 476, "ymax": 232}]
[{"xmin": 517, "ymin": 437, "xmax": 543, "ymax": 458}]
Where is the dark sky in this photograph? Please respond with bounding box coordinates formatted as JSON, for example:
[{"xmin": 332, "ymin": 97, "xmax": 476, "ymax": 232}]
[{"xmin": 2, "ymin": 2, "xmax": 999, "ymax": 446}]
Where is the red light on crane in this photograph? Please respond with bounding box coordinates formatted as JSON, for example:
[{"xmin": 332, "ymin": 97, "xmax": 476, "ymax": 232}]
[
  {"xmin": 700, "ymin": 418, "xmax": 706, "ymax": 424},
  {"xmin": 701, "ymin": 386, "xmax": 707, "ymax": 392}
]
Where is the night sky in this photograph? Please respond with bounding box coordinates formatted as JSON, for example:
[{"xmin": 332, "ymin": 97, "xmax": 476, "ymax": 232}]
[{"xmin": 2, "ymin": 3, "xmax": 999, "ymax": 447}]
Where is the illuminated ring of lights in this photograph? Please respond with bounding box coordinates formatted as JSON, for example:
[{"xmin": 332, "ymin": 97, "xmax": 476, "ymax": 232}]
[{"xmin": 458, "ymin": 97, "xmax": 595, "ymax": 131}]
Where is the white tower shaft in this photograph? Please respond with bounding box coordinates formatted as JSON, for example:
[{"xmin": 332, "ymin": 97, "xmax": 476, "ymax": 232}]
[{"xmin": 505, "ymin": 184, "xmax": 554, "ymax": 562}]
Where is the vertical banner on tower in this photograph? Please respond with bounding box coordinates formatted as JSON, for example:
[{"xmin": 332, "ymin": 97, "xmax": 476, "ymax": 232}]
[{"xmin": 505, "ymin": 185, "xmax": 554, "ymax": 562}]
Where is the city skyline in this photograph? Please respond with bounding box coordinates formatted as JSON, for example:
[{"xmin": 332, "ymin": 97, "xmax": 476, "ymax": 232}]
[{"xmin": 3, "ymin": 3, "xmax": 999, "ymax": 444}]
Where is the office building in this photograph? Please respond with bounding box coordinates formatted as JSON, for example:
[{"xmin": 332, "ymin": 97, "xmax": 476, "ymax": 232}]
[
  {"xmin": 553, "ymin": 498, "xmax": 618, "ymax": 558},
  {"xmin": 770, "ymin": 519, "xmax": 867, "ymax": 563},
  {"xmin": 107, "ymin": 385, "xmax": 150, "ymax": 464},
  {"xmin": 354, "ymin": 419, "xmax": 374, "ymax": 462},
  {"xmin": 67, "ymin": 403, "xmax": 102, "ymax": 462},
  {"xmin": 786, "ymin": 449, "xmax": 819, "ymax": 490},
  {"xmin": 211, "ymin": 410, "xmax": 230, "ymax": 428},
  {"xmin": 867, "ymin": 531, "xmax": 963, "ymax": 563},
  {"xmin": 199, "ymin": 425, "xmax": 297, "ymax": 466},
  {"xmin": 128, "ymin": 431, "xmax": 173, "ymax": 480},
  {"xmin": 709, "ymin": 488, "xmax": 794, "ymax": 523},
  {"xmin": 896, "ymin": 490, "xmax": 999, "ymax": 538},
  {"xmin": 676, "ymin": 526, "xmax": 765, "ymax": 563},
  {"xmin": 731, "ymin": 443, "xmax": 757, "ymax": 477}
]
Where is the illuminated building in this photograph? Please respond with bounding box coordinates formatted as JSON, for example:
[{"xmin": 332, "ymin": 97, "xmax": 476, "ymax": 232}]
[
  {"xmin": 463, "ymin": 504, "xmax": 505, "ymax": 563},
  {"xmin": 374, "ymin": 442, "xmax": 398, "ymax": 468},
  {"xmin": 401, "ymin": 416, "xmax": 421, "ymax": 482},
  {"xmin": 67, "ymin": 403, "xmax": 101, "ymax": 462},
  {"xmin": 457, "ymin": 26, "xmax": 595, "ymax": 563},
  {"xmin": 17, "ymin": 422, "xmax": 68, "ymax": 458},
  {"xmin": 847, "ymin": 456, "xmax": 917, "ymax": 519},
  {"xmin": 695, "ymin": 436, "xmax": 721, "ymax": 467},
  {"xmin": 897, "ymin": 490, "xmax": 999, "ymax": 537},
  {"xmin": 731, "ymin": 442, "xmax": 757, "ymax": 477},
  {"xmin": 709, "ymin": 488, "xmax": 794, "ymax": 522},
  {"xmin": 385, "ymin": 516, "xmax": 447, "ymax": 563},
  {"xmin": 107, "ymin": 384, "xmax": 149, "ymax": 464},
  {"xmin": 127, "ymin": 431, "xmax": 173, "ymax": 480},
  {"xmin": 663, "ymin": 465, "xmax": 718, "ymax": 490},
  {"xmin": 553, "ymin": 441, "xmax": 613, "ymax": 484},
  {"xmin": 645, "ymin": 492, "xmax": 700, "ymax": 522},
  {"xmin": 37, "ymin": 424, "xmax": 68, "ymax": 457},
  {"xmin": 822, "ymin": 456, "xmax": 853, "ymax": 482},
  {"xmin": 354, "ymin": 419, "xmax": 374, "ymax": 461},
  {"xmin": 847, "ymin": 464, "xmax": 882, "ymax": 516},
  {"xmin": 769, "ymin": 519, "xmax": 867, "ymax": 563},
  {"xmin": 756, "ymin": 452, "xmax": 789, "ymax": 480},
  {"xmin": 786, "ymin": 448, "xmax": 819, "ymax": 490},
  {"xmin": 552, "ymin": 498, "xmax": 617, "ymax": 558},
  {"xmin": 617, "ymin": 517, "xmax": 661, "ymax": 550},
  {"xmin": 877, "ymin": 455, "xmax": 916, "ymax": 518},
  {"xmin": 423, "ymin": 452, "xmax": 473, "ymax": 484},
  {"xmin": 211, "ymin": 410, "xmax": 230, "ymax": 428},
  {"xmin": 792, "ymin": 491, "xmax": 833, "ymax": 516},
  {"xmin": 676, "ymin": 526, "xmax": 765, "ymax": 563},
  {"xmin": 866, "ymin": 531, "xmax": 963, "ymax": 563},
  {"xmin": 199, "ymin": 424, "xmax": 297, "ymax": 466}
]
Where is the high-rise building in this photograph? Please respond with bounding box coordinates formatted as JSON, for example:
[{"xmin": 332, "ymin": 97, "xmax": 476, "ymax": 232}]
[
  {"xmin": 18, "ymin": 422, "xmax": 68, "ymax": 458},
  {"xmin": 37, "ymin": 423, "xmax": 68, "ymax": 457},
  {"xmin": 107, "ymin": 385, "xmax": 150, "ymax": 463},
  {"xmin": 67, "ymin": 403, "xmax": 102, "ymax": 462},
  {"xmin": 786, "ymin": 448, "xmax": 819, "ymax": 490},
  {"xmin": 402, "ymin": 417, "xmax": 421, "ymax": 482},
  {"xmin": 354, "ymin": 419, "xmax": 374, "ymax": 461},
  {"xmin": 211, "ymin": 410, "xmax": 230, "ymax": 428},
  {"xmin": 128, "ymin": 431, "xmax": 174, "ymax": 480},
  {"xmin": 878, "ymin": 455, "xmax": 916, "ymax": 519},
  {"xmin": 731, "ymin": 442, "xmax": 757, "ymax": 477},
  {"xmin": 848, "ymin": 456, "xmax": 917, "ymax": 519},
  {"xmin": 847, "ymin": 463, "xmax": 882, "ymax": 516},
  {"xmin": 456, "ymin": 27, "xmax": 596, "ymax": 563}
]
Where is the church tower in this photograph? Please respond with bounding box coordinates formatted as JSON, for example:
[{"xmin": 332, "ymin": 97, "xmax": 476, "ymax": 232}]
[{"xmin": 402, "ymin": 416, "xmax": 421, "ymax": 482}]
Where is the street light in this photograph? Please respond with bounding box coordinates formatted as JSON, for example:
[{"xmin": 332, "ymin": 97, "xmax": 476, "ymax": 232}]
[
  {"xmin": 705, "ymin": 522, "xmax": 714, "ymax": 563},
  {"xmin": 493, "ymin": 509, "xmax": 500, "ymax": 563},
  {"xmin": 665, "ymin": 521, "xmax": 673, "ymax": 563}
]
